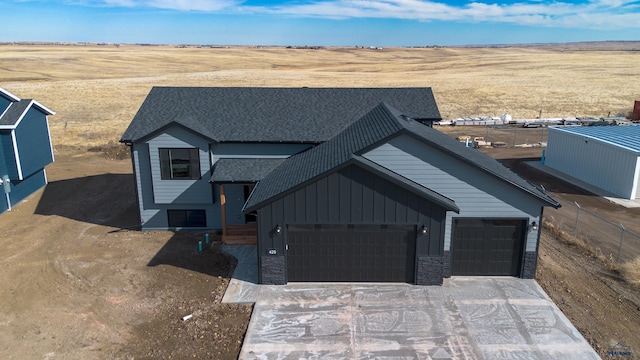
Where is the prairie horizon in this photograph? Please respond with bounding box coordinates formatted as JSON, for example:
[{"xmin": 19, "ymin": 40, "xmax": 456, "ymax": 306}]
[{"xmin": 1, "ymin": 43, "xmax": 638, "ymax": 150}]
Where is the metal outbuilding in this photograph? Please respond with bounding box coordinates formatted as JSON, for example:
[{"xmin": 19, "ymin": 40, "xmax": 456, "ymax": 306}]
[{"xmin": 545, "ymin": 126, "xmax": 640, "ymax": 200}]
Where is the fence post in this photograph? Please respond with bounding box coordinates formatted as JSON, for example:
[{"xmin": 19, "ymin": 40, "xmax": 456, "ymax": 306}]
[
  {"xmin": 617, "ymin": 224, "xmax": 625, "ymax": 263},
  {"xmin": 574, "ymin": 202, "xmax": 581, "ymax": 236}
]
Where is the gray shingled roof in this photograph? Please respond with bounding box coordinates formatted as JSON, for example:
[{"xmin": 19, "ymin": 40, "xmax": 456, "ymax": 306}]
[
  {"xmin": 0, "ymin": 100, "xmax": 32, "ymax": 126},
  {"xmin": 210, "ymin": 158, "xmax": 286, "ymax": 183},
  {"xmin": 120, "ymin": 87, "xmax": 441, "ymax": 143},
  {"xmin": 243, "ymin": 102, "xmax": 560, "ymax": 212}
]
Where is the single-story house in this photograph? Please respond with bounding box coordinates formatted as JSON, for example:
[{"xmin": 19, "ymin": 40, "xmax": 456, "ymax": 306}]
[
  {"xmin": 121, "ymin": 87, "xmax": 559, "ymax": 285},
  {"xmin": 0, "ymin": 87, "xmax": 55, "ymax": 214},
  {"xmin": 545, "ymin": 126, "xmax": 640, "ymax": 200}
]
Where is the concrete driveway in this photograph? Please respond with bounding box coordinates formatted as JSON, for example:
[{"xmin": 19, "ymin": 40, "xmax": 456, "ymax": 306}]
[{"xmin": 223, "ymin": 246, "xmax": 599, "ymax": 359}]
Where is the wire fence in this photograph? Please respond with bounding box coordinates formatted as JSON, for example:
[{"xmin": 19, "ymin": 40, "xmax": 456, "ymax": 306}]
[{"xmin": 543, "ymin": 196, "xmax": 640, "ymax": 264}]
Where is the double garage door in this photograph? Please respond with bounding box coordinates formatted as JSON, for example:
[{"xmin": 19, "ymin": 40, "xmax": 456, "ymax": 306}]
[
  {"xmin": 285, "ymin": 219, "xmax": 527, "ymax": 283},
  {"xmin": 287, "ymin": 224, "xmax": 416, "ymax": 282}
]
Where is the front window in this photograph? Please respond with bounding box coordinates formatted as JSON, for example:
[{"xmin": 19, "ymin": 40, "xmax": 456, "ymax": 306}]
[
  {"xmin": 159, "ymin": 148, "xmax": 200, "ymax": 180},
  {"xmin": 167, "ymin": 210, "xmax": 207, "ymax": 227}
]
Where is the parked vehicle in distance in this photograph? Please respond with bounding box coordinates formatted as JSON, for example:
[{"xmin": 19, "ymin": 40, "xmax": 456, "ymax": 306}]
[{"xmin": 522, "ymin": 122, "xmax": 542, "ymax": 128}]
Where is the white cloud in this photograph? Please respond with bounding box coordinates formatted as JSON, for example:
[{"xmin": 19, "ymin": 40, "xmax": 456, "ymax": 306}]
[
  {"xmin": 26, "ymin": 0, "xmax": 640, "ymax": 28},
  {"xmin": 63, "ymin": 0, "xmax": 240, "ymax": 11},
  {"xmin": 103, "ymin": 0, "xmax": 137, "ymax": 5},
  {"xmin": 250, "ymin": 0, "xmax": 640, "ymax": 28},
  {"xmin": 146, "ymin": 0, "xmax": 239, "ymax": 11}
]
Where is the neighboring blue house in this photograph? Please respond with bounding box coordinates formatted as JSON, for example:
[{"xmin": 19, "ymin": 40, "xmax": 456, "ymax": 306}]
[
  {"xmin": 121, "ymin": 87, "xmax": 559, "ymax": 285},
  {"xmin": 0, "ymin": 87, "xmax": 55, "ymax": 214}
]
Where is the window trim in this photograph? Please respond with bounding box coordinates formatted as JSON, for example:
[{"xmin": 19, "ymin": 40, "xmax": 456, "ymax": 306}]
[{"xmin": 159, "ymin": 148, "xmax": 201, "ymax": 180}]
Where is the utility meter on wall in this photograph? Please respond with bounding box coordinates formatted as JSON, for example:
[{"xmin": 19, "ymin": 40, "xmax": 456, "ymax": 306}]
[
  {"xmin": 1, "ymin": 175, "xmax": 10, "ymax": 211},
  {"xmin": 1, "ymin": 175, "xmax": 10, "ymax": 193}
]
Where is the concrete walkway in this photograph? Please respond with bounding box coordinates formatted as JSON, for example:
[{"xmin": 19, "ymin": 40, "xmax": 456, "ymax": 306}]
[{"xmin": 223, "ymin": 246, "xmax": 599, "ymax": 359}]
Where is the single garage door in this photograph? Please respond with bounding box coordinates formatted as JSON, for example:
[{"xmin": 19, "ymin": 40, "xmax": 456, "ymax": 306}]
[
  {"xmin": 451, "ymin": 219, "xmax": 525, "ymax": 276},
  {"xmin": 287, "ymin": 224, "xmax": 416, "ymax": 282}
]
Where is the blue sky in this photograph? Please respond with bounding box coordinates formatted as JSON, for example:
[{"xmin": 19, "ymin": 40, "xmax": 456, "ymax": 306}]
[{"xmin": 1, "ymin": 0, "xmax": 639, "ymax": 46}]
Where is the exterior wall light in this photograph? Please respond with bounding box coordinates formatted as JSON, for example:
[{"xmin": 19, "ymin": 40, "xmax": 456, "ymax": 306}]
[
  {"xmin": 275, "ymin": 225, "xmax": 282, "ymax": 234},
  {"xmin": 530, "ymin": 221, "xmax": 538, "ymax": 231},
  {"xmin": 421, "ymin": 225, "xmax": 428, "ymax": 235}
]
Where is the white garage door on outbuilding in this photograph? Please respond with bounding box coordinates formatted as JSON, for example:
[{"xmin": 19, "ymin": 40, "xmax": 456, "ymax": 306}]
[{"xmin": 545, "ymin": 126, "xmax": 640, "ymax": 200}]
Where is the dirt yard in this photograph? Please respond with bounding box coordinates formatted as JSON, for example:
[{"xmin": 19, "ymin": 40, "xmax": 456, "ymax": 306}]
[{"xmin": 0, "ymin": 150, "xmax": 251, "ymax": 359}]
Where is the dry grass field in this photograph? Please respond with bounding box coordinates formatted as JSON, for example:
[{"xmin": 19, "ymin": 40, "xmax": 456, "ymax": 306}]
[
  {"xmin": 1, "ymin": 44, "xmax": 639, "ymax": 151},
  {"xmin": 1, "ymin": 44, "xmax": 640, "ymax": 359}
]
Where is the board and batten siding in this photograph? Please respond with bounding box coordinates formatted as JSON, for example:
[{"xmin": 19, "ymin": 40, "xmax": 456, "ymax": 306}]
[
  {"xmin": 363, "ymin": 135, "xmax": 543, "ymax": 252},
  {"xmin": 255, "ymin": 163, "xmax": 447, "ymax": 258},
  {"xmin": 546, "ymin": 128, "xmax": 640, "ymax": 200},
  {"xmin": 13, "ymin": 107, "xmax": 54, "ymax": 179}
]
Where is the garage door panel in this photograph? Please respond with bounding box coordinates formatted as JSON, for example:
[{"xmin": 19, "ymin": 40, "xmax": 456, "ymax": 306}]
[
  {"xmin": 452, "ymin": 219, "xmax": 525, "ymax": 276},
  {"xmin": 287, "ymin": 225, "xmax": 415, "ymax": 282}
]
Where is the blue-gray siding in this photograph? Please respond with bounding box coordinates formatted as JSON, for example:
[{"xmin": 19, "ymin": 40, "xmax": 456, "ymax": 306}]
[
  {"xmin": 0, "ymin": 168, "xmax": 47, "ymax": 214},
  {"xmin": 363, "ymin": 135, "xmax": 542, "ymax": 252},
  {"xmin": 147, "ymin": 127, "xmax": 211, "ymax": 205},
  {"xmin": 0, "ymin": 97, "xmax": 11, "ymax": 115},
  {"xmin": 0, "ymin": 131, "xmax": 9, "ymax": 176},
  {"xmin": 0, "ymin": 131, "xmax": 19, "ymax": 179},
  {"xmin": 132, "ymin": 125, "xmax": 316, "ymax": 230},
  {"xmin": 132, "ymin": 137, "xmax": 221, "ymax": 230},
  {"xmin": 545, "ymin": 128, "xmax": 640, "ymax": 200},
  {"xmin": 14, "ymin": 107, "xmax": 54, "ymax": 179}
]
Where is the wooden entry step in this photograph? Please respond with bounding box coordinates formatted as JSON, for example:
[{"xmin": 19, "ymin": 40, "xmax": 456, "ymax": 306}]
[{"xmin": 223, "ymin": 223, "xmax": 257, "ymax": 245}]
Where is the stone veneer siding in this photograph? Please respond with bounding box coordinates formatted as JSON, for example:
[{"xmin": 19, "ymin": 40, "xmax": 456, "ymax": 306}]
[
  {"xmin": 521, "ymin": 251, "xmax": 537, "ymax": 279},
  {"xmin": 443, "ymin": 251, "xmax": 451, "ymax": 278},
  {"xmin": 260, "ymin": 256, "xmax": 286, "ymax": 285},
  {"xmin": 416, "ymin": 256, "xmax": 444, "ymax": 285}
]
